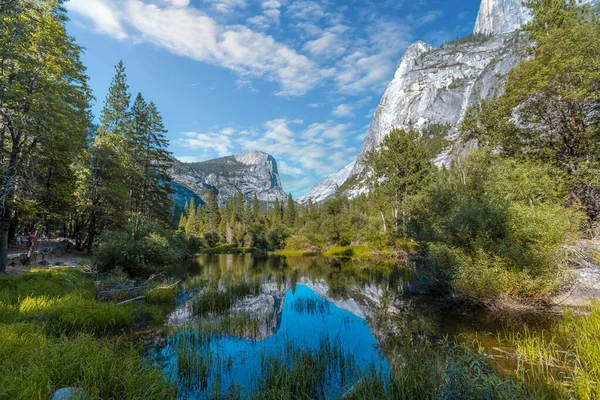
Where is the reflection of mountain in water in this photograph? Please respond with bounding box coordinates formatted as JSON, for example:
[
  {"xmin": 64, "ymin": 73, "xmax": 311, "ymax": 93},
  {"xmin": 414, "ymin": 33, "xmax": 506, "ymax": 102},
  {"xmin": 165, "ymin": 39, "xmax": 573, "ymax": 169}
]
[{"xmin": 168, "ymin": 275, "xmax": 397, "ymax": 342}]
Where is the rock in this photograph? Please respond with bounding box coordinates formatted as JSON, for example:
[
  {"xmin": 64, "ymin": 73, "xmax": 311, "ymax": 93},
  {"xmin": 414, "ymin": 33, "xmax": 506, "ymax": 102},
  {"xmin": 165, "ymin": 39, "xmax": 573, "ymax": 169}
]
[
  {"xmin": 55, "ymin": 262, "xmax": 65, "ymax": 266},
  {"xmin": 300, "ymin": 0, "xmax": 599, "ymax": 202},
  {"xmin": 298, "ymin": 162, "xmax": 355, "ymax": 204},
  {"xmin": 50, "ymin": 388, "xmax": 88, "ymax": 400},
  {"xmin": 37, "ymin": 260, "xmax": 51, "ymax": 266},
  {"xmin": 170, "ymin": 150, "xmax": 287, "ymax": 205},
  {"xmin": 474, "ymin": 0, "xmax": 531, "ymax": 35}
]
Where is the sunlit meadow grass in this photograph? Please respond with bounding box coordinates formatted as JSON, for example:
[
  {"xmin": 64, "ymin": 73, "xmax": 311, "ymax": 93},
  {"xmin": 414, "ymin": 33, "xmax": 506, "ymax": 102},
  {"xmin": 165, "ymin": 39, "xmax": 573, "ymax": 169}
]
[
  {"xmin": 0, "ymin": 323, "xmax": 176, "ymax": 399},
  {"xmin": 0, "ymin": 268, "xmax": 176, "ymax": 399}
]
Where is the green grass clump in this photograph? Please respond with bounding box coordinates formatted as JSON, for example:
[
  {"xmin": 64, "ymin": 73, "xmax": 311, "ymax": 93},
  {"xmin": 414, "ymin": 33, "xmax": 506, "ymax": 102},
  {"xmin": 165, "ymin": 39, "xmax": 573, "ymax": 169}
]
[
  {"xmin": 499, "ymin": 303, "xmax": 600, "ymax": 399},
  {"xmin": 197, "ymin": 313, "xmax": 262, "ymax": 340},
  {"xmin": 255, "ymin": 335, "xmax": 357, "ymax": 399},
  {"xmin": 145, "ymin": 287, "xmax": 176, "ymax": 305},
  {"xmin": 198, "ymin": 245, "xmax": 256, "ymax": 254},
  {"xmin": 348, "ymin": 343, "xmax": 520, "ymax": 400},
  {"xmin": 270, "ymin": 249, "xmax": 322, "ymax": 257},
  {"xmin": 0, "ymin": 268, "xmax": 95, "ymax": 305},
  {"xmin": 293, "ymin": 296, "xmax": 330, "ymax": 316},
  {"xmin": 324, "ymin": 245, "xmax": 375, "ymax": 259},
  {"xmin": 191, "ymin": 279, "xmax": 261, "ymax": 315},
  {"xmin": 0, "ymin": 323, "xmax": 176, "ymax": 400}
]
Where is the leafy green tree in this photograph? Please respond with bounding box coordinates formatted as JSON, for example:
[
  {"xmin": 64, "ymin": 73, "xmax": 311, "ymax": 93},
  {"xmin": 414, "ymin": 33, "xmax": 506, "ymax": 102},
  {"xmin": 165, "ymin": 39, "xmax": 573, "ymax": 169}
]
[
  {"xmin": 464, "ymin": 0, "xmax": 600, "ymax": 218},
  {"xmin": 0, "ymin": 0, "xmax": 91, "ymax": 269},
  {"xmin": 366, "ymin": 129, "xmax": 432, "ymax": 235}
]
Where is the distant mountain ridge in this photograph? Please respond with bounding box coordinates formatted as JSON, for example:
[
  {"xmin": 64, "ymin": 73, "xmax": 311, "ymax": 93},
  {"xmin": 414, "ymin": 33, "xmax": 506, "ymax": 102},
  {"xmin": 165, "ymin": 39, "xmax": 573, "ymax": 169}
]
[{"xmin": 170, "ymin": 150, "xmax": 288, "ymax": 207}]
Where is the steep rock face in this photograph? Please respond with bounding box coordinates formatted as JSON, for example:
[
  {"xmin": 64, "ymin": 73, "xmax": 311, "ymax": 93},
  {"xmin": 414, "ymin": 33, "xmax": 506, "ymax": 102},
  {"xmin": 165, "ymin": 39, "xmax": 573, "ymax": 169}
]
[
  {"xmin": 170, "ymin": 150, "xmax": 287, "ymax": 205},
  {"xmin": 298, "ymin": 162, "xmax": 355, "ymax": 204},
  {"xmin": 350, "ymin": 32, "xmax": 524, "ymax": 178},
  {"xmin": 301, "ymin": 0, "xmax": 537, "ymax": 201},
  {"xmin": 474, "ymin": 0, "xmax": 596, "ymax": 35},
  {"xmin": 474, "ymin": 0, "xmax": 531, "ymax": 35}
]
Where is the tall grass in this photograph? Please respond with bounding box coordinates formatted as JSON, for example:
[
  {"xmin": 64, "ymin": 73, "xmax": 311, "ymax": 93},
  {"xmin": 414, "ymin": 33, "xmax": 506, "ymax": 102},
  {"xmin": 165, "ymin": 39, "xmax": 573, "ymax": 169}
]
[
  {"xmin": 0, "ymin": 323, "xmax": 176, "ymax": 399},
  {"xmin": 191, "ymin": 279, "xmax": 261, "ymax": 315},
  {"xmin": 499, "ymin": 304, "xmax": 600, "ymax": 399},
  {"xmin": 293, "ymin": 296, "xmax": 331, "ymax": 316},
  {"xmin": 255, "ymin": 335, "xmax": 358, "ymax": 399}
]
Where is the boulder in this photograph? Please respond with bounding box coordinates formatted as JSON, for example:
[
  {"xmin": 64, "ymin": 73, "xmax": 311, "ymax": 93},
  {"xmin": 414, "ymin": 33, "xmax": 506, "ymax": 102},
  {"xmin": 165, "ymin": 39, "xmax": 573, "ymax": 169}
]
[{"xmin": 50, "ymin": 388, "xmax": 87, "ymax": 400}]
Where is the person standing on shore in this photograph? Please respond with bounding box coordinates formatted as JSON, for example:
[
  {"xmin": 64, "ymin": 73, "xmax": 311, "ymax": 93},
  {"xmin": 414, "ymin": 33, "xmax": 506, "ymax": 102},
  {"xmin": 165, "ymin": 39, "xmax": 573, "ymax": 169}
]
[{"xmin": 28, "ymin": 232, "xmax": 35, "ymax": 250}]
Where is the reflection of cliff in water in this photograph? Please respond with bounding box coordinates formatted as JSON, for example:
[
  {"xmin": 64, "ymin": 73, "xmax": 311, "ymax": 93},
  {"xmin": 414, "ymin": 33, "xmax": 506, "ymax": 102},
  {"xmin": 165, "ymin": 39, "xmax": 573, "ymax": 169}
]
[{"xmin": 167, "ymin": 271, "xmax": 405, "ymax": 344}]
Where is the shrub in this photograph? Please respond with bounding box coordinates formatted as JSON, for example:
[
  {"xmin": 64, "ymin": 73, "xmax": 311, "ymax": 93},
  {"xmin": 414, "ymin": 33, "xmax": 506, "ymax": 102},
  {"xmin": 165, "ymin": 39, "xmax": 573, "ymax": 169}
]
[
  {"xmin": 93, "ymin": 220, "xmax": 187, "ymax": 275},
  {"xmin": 414, "ymin": 152, "xmax": 583, "ymax": 304}
]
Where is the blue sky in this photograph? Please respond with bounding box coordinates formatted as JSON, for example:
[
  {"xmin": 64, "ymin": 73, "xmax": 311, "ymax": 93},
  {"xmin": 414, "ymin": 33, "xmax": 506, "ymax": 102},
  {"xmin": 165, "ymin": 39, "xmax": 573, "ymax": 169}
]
[{"xmin": 64, "ymin": 0, "xmax": 481, "ymax": 197}]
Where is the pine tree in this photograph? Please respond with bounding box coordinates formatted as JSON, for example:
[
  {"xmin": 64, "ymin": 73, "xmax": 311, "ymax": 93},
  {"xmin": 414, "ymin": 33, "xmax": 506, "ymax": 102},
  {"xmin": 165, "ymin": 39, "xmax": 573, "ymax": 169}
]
[
  {"xmin": 207, "ymin": 190, "xmax": 220, "ymax": 233},
  {"xmin": 252, "ymin": 193, "xmax": 261, "ymax": 221},
  {"xmin": 178, "ymin": 214, "xmax": 187, "ymax": 231},
  {"xmin": 185, "ymin": 204, "xmax": 197, "ymax": 234},
  {"xmin": 284, "ymin": 193, "xmax": 297, "ymax": 226}
]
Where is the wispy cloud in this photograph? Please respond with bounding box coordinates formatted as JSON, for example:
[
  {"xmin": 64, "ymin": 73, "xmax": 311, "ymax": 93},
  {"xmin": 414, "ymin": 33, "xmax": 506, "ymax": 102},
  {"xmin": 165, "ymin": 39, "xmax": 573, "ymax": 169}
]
[
  {"xmin": 66, "ymin": 0, "xmax": 329, "ymax": 96},
  {"xmin": 332, "ymin": 104, "xmax": 354, "ymax": 118}
]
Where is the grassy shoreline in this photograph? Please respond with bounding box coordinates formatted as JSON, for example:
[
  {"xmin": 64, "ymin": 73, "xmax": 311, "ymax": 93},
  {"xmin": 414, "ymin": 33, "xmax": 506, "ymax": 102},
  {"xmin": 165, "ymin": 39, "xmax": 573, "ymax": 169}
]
[
  {"xmin": 0, "ymin": 268, "xmax": 177, "ymax": 399},
  {"xmin": 270, "ymin": 244, "xmax": 399, "ymax": 259}
]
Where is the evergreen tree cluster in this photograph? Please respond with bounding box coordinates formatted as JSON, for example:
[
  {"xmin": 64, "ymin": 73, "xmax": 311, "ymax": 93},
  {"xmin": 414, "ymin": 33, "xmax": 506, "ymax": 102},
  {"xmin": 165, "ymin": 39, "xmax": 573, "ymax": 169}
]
[
  {"xmin": 0, "ymin": 1, "xmax": 175, "ymax": 270},
  {"xmin": 72, "ymin": 62, "xmax": 173, "ymax": 252}
]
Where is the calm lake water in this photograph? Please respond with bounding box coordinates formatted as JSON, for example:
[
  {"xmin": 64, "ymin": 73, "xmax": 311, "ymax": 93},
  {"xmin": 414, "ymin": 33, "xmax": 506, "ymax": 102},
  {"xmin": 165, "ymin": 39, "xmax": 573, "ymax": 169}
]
[{"xmin": 150, "ymin": 254, "xmax": 554, "ymax": 399}]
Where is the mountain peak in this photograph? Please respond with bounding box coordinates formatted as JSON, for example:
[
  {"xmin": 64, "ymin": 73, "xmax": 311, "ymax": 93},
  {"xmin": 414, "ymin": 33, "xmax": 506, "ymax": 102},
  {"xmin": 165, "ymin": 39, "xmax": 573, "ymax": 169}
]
[
  {"xmin": 474, "ymin": 0, "xmax": 531, "ymax": 35},
  {"xmin": 474, "ymin": 0, "xmax": 596, "ymax": 35},
  {"xmin": 233, "ymin": 150, "xmax": 272, "ymax": 166}
]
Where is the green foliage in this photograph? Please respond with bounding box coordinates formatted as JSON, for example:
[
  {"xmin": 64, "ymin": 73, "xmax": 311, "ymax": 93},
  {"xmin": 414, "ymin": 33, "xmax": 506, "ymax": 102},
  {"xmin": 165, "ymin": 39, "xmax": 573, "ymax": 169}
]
[
  {"xmin": 323, "ymin": 245, "xmax": 375, "ymax": 259},
  {"xmin": 463, "ymin": 1, "xmax": 600, "ymax": 219},
  {"xmin": 412, "ymin": 151, "xmax": 582, "ymax": 303},
  {"xmin": 442, "ymin": 32, "xmax": 492, "ymax": 47},
  {"xmin": 0, "ymin": 0, "xmax": 92, "ymax": 270},
  {"xmin": 191, "ymin": 279, "xmax": 261, "ymax": 315},
  {"xmin": 92, "ymin": 220, "xmax": 191, "ymax": 275},
  {"xmin": 0, "ymin": 268, "xmax": 95, "ymax": 305},
  {"xmin": 366, "ymin": 129, "xmax": 433, "ymax": 236},
  {"xmin": 499, "ymin": 303, "xmax": 600, "ymax": 399}
]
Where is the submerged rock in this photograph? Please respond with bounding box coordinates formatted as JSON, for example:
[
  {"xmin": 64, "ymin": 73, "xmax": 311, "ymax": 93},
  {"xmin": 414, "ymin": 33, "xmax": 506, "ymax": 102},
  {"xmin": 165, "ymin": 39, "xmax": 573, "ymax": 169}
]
[{"xmin": 50, "ymin": 388, "xmax": 87, "ymax": 400}]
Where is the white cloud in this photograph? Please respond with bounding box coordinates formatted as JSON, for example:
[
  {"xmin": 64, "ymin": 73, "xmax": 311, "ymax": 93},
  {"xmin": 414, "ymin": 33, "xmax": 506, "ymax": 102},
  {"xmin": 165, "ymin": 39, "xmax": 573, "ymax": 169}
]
[
  {"xmin": 332, "ymin": 104, "xmax": 355, "ymax": 118},
  {"xmin": 204, "ymin": 0, "xmax": 246, "ymax": 14},
  {"xmin": 175, "ymin": 117, "xmax": 359, "ymax": 195},
  {"xmin": 67, "ymin": 0, "xmax": 328, "ymax": 96},
  {"xmin": 177, "ymin": 131, "xmax": 233, "ymax": 157},
  {"xmin": 303, "ymin": 31, "xmax": 346, "ymax": 59},
  {"xmin": 65, "ymin": 0, "xmax": 127, "ymax": 39},
  {"xmin": 164, "ymin": 0, "xmax": 190, "ymax": 7}
]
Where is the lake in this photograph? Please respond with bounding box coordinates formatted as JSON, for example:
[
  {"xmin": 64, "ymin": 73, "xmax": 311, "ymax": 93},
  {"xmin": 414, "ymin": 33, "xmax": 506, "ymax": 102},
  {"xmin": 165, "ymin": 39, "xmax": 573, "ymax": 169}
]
[{"xmin": 150, "ymin": 254, "xmax": 554, "ymax": 399}]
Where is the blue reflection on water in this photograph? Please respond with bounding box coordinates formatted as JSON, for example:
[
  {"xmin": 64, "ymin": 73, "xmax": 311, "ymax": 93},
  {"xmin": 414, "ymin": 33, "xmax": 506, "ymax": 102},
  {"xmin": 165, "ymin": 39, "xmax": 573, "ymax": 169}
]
[{"xmin": 155, "ymin": 284, "xmax": 389, "ymax": 398}]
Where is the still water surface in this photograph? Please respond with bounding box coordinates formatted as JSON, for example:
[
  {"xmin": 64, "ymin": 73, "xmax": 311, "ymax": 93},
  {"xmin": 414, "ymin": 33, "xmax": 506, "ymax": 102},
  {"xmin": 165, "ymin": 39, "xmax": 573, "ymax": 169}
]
[{"xmin": 151, "ymin": 254, "xmax": 552, "ymax": 398}]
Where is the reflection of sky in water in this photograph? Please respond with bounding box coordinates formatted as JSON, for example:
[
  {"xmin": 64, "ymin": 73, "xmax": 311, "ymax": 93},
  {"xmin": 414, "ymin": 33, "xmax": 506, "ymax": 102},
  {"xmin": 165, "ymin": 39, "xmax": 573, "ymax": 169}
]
[{"xmin": 155, "ymin": 284, "xmax": 390, "ymax": 399}]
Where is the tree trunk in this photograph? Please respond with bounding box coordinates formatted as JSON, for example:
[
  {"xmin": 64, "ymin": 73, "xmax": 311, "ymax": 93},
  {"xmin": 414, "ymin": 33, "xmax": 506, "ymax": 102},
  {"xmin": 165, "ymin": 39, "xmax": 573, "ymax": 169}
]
[
  {"xmin": 0, "ymin": 137, "xmax": 21, "ymax": 272},
  {"xmin": 380, "ymin": 211, "xmax": 387, "ymax": 233},
  {"xmin": 87, "ymin": 206, "xmax": 96, "ymax": 253},
  {"xmin": 0, "ymin": 203, "xmax": 10, "ymax": 272}
]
